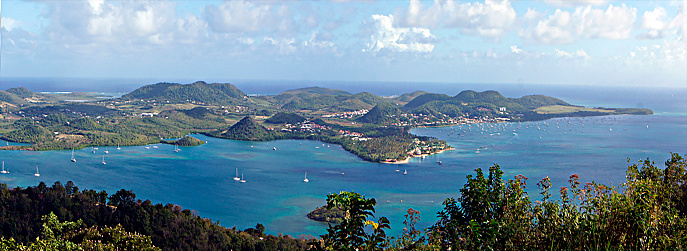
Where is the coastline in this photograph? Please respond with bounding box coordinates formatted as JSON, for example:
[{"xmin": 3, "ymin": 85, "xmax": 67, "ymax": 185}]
[{"xmin": 381, "ymin": 147, "xmax": 455, "ymax": 164}]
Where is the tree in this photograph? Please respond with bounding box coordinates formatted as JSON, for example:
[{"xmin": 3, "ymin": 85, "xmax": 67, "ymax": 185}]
[{"xmin": 314, "ymin": 191, "xmax": 390, "ymax": 251}]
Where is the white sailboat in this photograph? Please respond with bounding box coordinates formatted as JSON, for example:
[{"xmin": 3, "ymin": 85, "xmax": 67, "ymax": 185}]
[
  {"xmin": 403, "ymin": 169, "xmax": 407, "ymax": 175},
  {"xmin": 303, "ymin": 172, "xmax": 309, "ymax": 183},
  {"xmin": 92, "ymin": 147, "xmax": 96, "ymax": 153},
  {"xmin": 233, "ymin": 168, "xmax": 241, "ymax": 181},
  {"xmin": 174, "ymin": 144, "xmax": 180, "ymax": 153},
  {"xmin": 71, "ymin": 149, "xmax": 77, "ymax": 162},
  {"xmin": 104, "ymin": 146, "xmax": 109, "ymax": 154},
  {"xmin": 102, "ymin": 156, "xmax": 106, "ymax": 165},
  {"xmin": 117, "ymin": 143, "xmax": 121, "ymax": 150},
  {"xmin": 240, "ymin": 173, "xmax": 246, "ymax": 183},
  {"xmin": 34, "ymin": 166, "xmax": 40, "ymax": 177},
  {"xmin": 1, "ymin": 161, "xmax": 9, "ymax": 174}
]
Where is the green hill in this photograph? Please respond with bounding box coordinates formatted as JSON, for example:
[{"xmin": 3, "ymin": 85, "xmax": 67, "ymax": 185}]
[
  {"xmin": 265, "ymin": 112, "xmax": 307, "ymax": 124},
  {"xmin": 220, "ymin": 116, "xmax": 276, "ymax": 141},
  {"xmin": 394, "ymin": 90, "xmax": 429, "ymax": 102},
  {"xmin": 120, "ymin": 81, "xmax": 246, "ymax": 104},
  {"xmin": 280, "ymin": 86, "xmax": 351, "ymax": 96},
  {"xmin": 404, "ymin": 93, "xmax": 451, "ymax": 108},
  {"xmin": 515, "ymin": 95, "xmax": 570, "ymax": 109},
  {"xmin": 0, "ymin": 90, "xmax": 26, "ymax": 105},
  {"xmin": 6, "ymin": 87, "xmax": 34, "ymax": 99},
  {"xmin": 357, "ymin": 103, "xmax": 402, "ymax": 124}
]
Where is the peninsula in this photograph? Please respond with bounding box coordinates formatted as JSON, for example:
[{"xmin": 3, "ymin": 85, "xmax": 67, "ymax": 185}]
[{"xmin": 0, "ymin": 82, "xmax": 652, "ymax": 162}]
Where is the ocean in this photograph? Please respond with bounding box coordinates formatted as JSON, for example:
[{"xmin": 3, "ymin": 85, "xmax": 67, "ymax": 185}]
[{"xmin": 0, "ymin": 78, "xmax": 685, "ymax": 237}]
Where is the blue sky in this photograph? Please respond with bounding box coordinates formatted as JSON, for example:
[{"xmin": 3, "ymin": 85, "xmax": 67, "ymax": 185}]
[{"xmin": 1, "ymin": 0, "xmax": 685, "ymax": 87}]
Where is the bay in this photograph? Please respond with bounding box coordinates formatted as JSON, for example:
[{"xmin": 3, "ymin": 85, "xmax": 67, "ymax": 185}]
[
  {"xmin": 0, "ymin": 81, "xmax": 685, "ymax": 237},
  {"xmin": 0, "ymin": 113, "xmax": 684, "ymax": 237}
]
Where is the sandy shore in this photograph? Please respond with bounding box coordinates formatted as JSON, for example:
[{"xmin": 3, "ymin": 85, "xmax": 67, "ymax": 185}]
[{"xmin": 381, "ymin": 147, "xmax": 454, "ymax": 164}]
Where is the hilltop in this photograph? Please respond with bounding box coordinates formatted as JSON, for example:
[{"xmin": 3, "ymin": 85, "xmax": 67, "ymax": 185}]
[
  {"xmin": 213, "ymin": 116, "xmax": 277, "ymax": 141},
  {"xmin": 119, "ymin": 81, "xmax": 247, "ymax": 105}
]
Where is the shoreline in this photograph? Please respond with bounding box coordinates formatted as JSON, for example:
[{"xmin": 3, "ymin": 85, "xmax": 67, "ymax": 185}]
[{"xmin": 381, "ymin": 147, "xmax": 455, "ymax": 164}]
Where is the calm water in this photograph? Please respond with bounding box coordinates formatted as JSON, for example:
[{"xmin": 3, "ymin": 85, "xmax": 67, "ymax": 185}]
[
  {"xmin": 0, "ymin": 114, "xmax": 684, "ymax": 237},
  {"xmin": 0, "ymin": 81, "xmax": 685, "ymax": 237}
]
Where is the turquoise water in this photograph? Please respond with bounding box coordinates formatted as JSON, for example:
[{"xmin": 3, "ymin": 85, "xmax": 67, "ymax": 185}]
[{"xmin": 0, "ymin": 113, "xmax": 684, "ymax": 237}]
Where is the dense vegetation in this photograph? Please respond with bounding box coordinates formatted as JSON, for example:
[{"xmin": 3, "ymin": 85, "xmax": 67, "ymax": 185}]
[
  {"xmin": 265, "ymin": 112, "xmax": 307, "ymax": 124},
  {"xmin": 0, "ymin": 181, "xmax": 311, "ymax": 250},
  {"xmin": 163, "ymin": 135, "xmax": 205, "ymax": 146},
  {"xmin": 307, "ymin": 153, "xmax": 687, "ymax": 250},
  {"xmin": 119, "ymin": 81, "xmax": 246, "ymax": 105},
  {"xmin": 357, "ymin": 103, "xmax": 402, "ymax": 124},
  {"xmin": 307, "ymin": 206, "xmax": 346, "ymax": 224},
  {"xmin": 214, "ymin": 116, "xmax": 278, "ymax": 141}
]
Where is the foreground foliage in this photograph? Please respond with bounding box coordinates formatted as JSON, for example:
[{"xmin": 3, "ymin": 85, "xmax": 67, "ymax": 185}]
[
  {"xmin": 316, "ymin": 153, "xmax": 686, "ymax": 250},
  {"xmin": 0, "ymin": 182, "xmax": 311, "ymax": 251}
]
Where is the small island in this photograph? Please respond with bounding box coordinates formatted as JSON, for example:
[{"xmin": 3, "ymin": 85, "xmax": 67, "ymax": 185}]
[{"xmin": 0, "ymin": 82, "xmax": 652, "ymax": 162}]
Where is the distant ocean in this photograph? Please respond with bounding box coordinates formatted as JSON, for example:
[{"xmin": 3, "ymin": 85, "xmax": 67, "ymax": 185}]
[{"xmin": 0, "ymin": 77, "xmax": 685, "ymax": 237}]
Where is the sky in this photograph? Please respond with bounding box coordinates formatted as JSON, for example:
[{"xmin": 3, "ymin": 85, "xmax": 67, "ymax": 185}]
[{"xmin": 1, "ymin": 0, "xmax": 686, "ymax": 87}]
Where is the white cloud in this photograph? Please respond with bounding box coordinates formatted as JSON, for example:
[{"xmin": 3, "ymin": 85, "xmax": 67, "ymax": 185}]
[
  {"xmin": 363, "ymin": 14, "xmax": 435, "ymax": 54},
  {"xmin": 638, "ymin": 7, "xmax": 668, "ymax": 39},
  {"xmin": 672, "ymin": 0, "xmax": 687, "ymax": 41},
  {"xmin": 205, "ymin": 0, "xmax": 296, "ymax": 35},
  {"xmin": 1, "ymin": 17, "xmax": 21, "ymax": 31},
  {"xmin": 87, "ymin": 0, "xmax": 105, "ymax": 15},
  {"xmin": 555, "ymin": 48, "xmax": 590, "ymax": 60},
  {"xmin": 628, "ymin": 42, "xmax": 686, "ymax": 66},
  {"xmin": 544, "ymin": 0, "xmax": 613, "ymax": 7},
  {"xmin": 205, "ymin": 1, "xmax": 273, "ymax": 33},
  {"xmin": 263, "ymin": 36, "xmax": 296, "ymax": 55},
  {"xmin": 510, "ymin": 45, "xmax": 522, "ymax": 54},
  {"xmin": 397, "ymin": 0, "xmax": 516, "ymax": 39},
  {"xmin": 522, "ymin": 4, "xmax": 636, "ymax": 44}
]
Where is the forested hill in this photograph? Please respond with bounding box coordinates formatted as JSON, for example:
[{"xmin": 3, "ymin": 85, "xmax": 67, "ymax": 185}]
[
  {"xmin": 216, "ymin": 116, "xmax": 277, "ymax": 141},
  {"xmin": 0, "ymin": 181, "xmax": 311, "ymax": 250},
  {"xmin": 265, "ymin": 88, "xmax": 391, "ymax": 112},
  {"xmin": 401, "ymin": 90, "xmax": 577, "ymax": 118},
  {"xmin": 119, "ymin": 81, "xmax": 247, "ymax": 105},
  {"xmin": 0, "ymin": 87, "xmax": 57, "ymax": 106}
]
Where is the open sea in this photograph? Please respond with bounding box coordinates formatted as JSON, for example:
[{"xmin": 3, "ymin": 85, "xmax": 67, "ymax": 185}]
[{"xmin": 0, "ymin": 78, "xmax": 685, "ymax": 237}]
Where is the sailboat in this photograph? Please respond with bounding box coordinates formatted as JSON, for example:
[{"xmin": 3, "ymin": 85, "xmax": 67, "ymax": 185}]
[
  {"xmin": 233, "ymin": 168, "xmax": 241, "ymax": 181},
  {"xmin": 34, "ymin": 166, "xmax": 40, "ymax": 177},
  {"xmin": 92, "ymin": 147, "xmax": 96, "ymax": 153},
  {"xmin": 102, "ymin": 156, "xmax": 106, "ymax": 165},
  {"xmin": 104, "ymin": 146, "xmax": 109, "ymax": 154},
  {"xmin": 117, "ymin": 143, "xmax": 121, "ymax": 150},
  {"xmin": 174, "ymin": 144, "xmax": 180, "ymax": 153},
  {"xmin": 403, "ymin": 169, "xmax": 407, "ymax": 175},
  {"xmin": 303, "ymin": 172, "xmax": 309, "ymax": 183},
  {"xmin": 71, "ymin": 149, "xmax": 77, "ymax": 162},
  {"xmin": 240, "ymin": 173, "xmax": 246, "ymax": 183},
  {"xmin": 1, "ymin": 161, "xmax": 9, "ymax": 174}
]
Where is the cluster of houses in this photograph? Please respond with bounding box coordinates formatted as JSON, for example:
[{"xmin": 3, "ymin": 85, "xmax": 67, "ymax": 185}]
[
  {"xmin": 321, "ymin": 109, "xmax": 369, "ymax": 119},
  {"xmin": 407, "ymin": 138, "xmax": 448, "ymax": 157},
  {"xmin": 279, "ymin": 121, "xmax": 332, "ymax": 133}
]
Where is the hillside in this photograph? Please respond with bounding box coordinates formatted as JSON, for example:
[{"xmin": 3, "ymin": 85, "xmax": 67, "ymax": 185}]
[
  {"xmin": 119, "ymin": 81, "xmax": 246, "ymax": 105},
  {"xmin": 394, "ymin": 90, "xmax": 429, "ymax": 103},
  {"xmin": 272, "ymin": 87, "xmax": 390, "ymax": 112},
  {"xmin": 265, "ymin": 112, "xmax": 307, "ymax": 124},
  {"xmin": 218, "ymin": 116, "xmax": 276, "ymax": 141},
  {"xmin": 280, "ymin": 86, "xmax": 351, "ymax": 96},
  {"xmin": 357, "ymin": 103, "xmax": 402, "ymax": 124}
]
